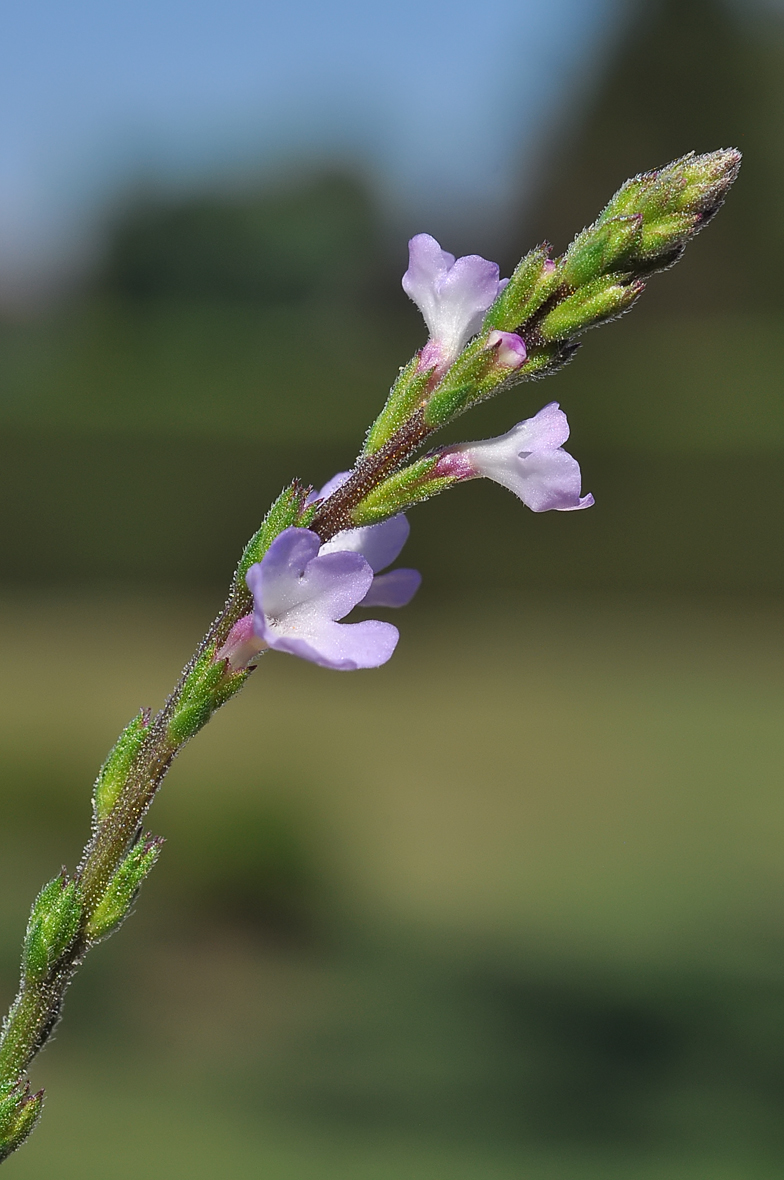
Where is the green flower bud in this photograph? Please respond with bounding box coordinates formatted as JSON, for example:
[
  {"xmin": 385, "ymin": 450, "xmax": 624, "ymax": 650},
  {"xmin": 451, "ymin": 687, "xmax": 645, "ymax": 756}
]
[
  {"xmin": 350, "ymin": 457, "xmax": 450, "ymax": 525},
  {"xmin": 23, "ymin": 875, "xmax": 82, "ymax": 983},
  {"xmin": 167, "ymin": 652, "xmax": 227, "ymax": 745},
  {"xmin": 237, "ymin": 481, "xmax": 310, "ymax": 580},
  {"xmin": 539, "ymin": 275, "xmax": 644, "ymax": 342},
  {"xmin": 93, "ymin": 709, "xmax": 150, "ymax": 822},
  {"xmin": 482, "ymin": 245, "xmax": 557, "ymax": 332},
  {"xmin": 86, "ymin": 836, "xmax": 163, "ymax": 942},
  {"xmin": 0, "ymin": 1083, "xmax": 43, "ymax": 1162},
  {"xmin": 561, "ymin": 214, "xmax": 643, "ymax": 288},
  {"xmin": 364, "ymin": 358, "xmax": 433, "ymax": 455}
]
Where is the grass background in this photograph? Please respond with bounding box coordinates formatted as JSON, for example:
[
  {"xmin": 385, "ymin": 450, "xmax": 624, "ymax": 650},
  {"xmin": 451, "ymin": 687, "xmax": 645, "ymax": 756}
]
[{"xmin": 2, "ymin": 596, "xmax": 784, "ymax": 1177}]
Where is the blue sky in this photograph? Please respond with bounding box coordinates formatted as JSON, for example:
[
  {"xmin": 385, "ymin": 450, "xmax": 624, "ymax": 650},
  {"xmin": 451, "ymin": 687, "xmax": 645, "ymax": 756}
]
[
  {"xmin": 3, "ymin": 0, "xmax": 781, "ymax": 296},
  {"xmin": 1, "ymin": 0, "xmax": 693, "ymax": 296}
]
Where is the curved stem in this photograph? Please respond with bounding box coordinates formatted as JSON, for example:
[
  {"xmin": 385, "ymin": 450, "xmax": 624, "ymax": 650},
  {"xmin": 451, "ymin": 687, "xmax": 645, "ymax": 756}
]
[{"xmin": 0, "ymin": 416, "xmax": 431, "ymax": 1162}]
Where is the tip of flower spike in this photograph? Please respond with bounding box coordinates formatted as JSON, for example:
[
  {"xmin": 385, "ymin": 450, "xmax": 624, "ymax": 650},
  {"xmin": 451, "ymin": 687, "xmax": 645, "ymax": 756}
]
[{"xmin": 595, "ymin": 148, "xmax": 742, "ymax": 278}]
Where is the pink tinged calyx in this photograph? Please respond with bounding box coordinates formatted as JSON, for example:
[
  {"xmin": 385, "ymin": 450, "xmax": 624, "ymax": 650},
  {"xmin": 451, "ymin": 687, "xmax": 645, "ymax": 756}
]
[
  {"xmin": 434, "ymin": 402, "xmax": 594, "ymax": 513},
  {"xmin": 215, "ymin": 613, "xmax": 268, "ymax": 672},
  {"xmin": 402, "ymin": 233, "xmax": 508, "ymax": 375}
]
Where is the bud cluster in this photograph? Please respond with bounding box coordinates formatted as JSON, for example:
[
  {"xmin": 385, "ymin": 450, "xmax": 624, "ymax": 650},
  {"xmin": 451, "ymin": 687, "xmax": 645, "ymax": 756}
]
[{"xmin": 482, "ymin": 149, "xmax": 741, "ymax": 382}]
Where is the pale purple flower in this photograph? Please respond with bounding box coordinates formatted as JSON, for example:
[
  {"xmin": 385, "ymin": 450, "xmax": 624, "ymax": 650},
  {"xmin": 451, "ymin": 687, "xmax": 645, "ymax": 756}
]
[
  {"xmin": 434, "ymin": 402, "xmax": 594, "ymax": 513},
  {"xmin": 402, "ymin": 233, "xmax": 511, "ymax": 373},
  {"xmin": 246, "ymin": 528, "xmax": 399, "ymax": 671},
  {"xmin": 228, "ymin": 475, "xmax": 421, "ymax": 672}
]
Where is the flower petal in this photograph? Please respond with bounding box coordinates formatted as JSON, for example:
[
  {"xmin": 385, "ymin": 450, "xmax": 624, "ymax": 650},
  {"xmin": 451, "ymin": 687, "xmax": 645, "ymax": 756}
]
[
  {"xmin": 500, "ymin": 447, "xmax": 587, "ymax": 512},
  {"xmin": 437, "ymin": 253, "xmax": 502, "ymax": 350},
  {"xmin": 360, "ymin": 568, "xmax": 422, "ymax": 608},
  {"xmin": 319, "ymin": 514, "xmax": 410, "ymax": 573},
  {"xmin": 314, "ymin": 470, "xmax": 351, "ymax": 503},
  {"xmin": 509, "ymin": 401, "xmax": 570, "ymax": 450},
  {"xmin": 263, "ymin": 617, "xmax": 399, "ymax": 670},
  {"xmin": 249, "ymin": 528, "xmax": 373, "ymax": 623},
  {"xmin": 401, "ymin": 233, "xmax": 455, "ymax": 335},
  {"xmin": 402, "ymin": 233, "xmax": 504, "ymax": 364},
  {"xmin": 559, "ymin": 493, "xmax": 595, "ymax": 512}
]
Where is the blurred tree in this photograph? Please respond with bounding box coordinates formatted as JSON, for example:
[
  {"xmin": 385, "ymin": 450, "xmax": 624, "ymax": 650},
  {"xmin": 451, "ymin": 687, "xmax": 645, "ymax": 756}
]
[
  {"xmin": 519, "ymin": 0, "xmax": 784, "ymax": 310},
  {"xmin": 98, "ymin": 170, "xmax": 384, "ymax": 305}
]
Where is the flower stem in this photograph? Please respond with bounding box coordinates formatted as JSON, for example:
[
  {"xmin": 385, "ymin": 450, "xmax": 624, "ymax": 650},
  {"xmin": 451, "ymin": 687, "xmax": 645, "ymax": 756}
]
[
  {"xmin": 0, "ymin": 564, "xmax": 255, "ymax": 1158},
  {"xmin": 0, "ymin": 430, "xmax": 429, "ymax": 1161}
]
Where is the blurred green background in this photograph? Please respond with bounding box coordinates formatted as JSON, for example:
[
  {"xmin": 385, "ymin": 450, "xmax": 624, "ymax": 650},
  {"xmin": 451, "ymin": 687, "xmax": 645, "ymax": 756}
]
[{"xmin": 2, "ymin": 0, "xmax": 784, "ymax": 1176}]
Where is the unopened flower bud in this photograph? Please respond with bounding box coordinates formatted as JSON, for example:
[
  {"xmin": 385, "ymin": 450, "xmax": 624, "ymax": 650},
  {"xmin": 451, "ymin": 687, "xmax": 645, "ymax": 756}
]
[
  {"xmin": 0, "ymin": 1083, "xmax": 43, "ymax": 1163},
  {"xmin": 23, "ymin": 874, "xmax": 82, "ymax": 982},
  {"xmin": 486, "ymin": 329, "xmax": 527, "ymax": 369}
]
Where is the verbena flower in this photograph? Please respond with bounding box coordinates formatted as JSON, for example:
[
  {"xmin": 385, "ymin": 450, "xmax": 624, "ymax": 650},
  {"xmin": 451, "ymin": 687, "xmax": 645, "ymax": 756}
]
[
  {"xmin": 245, "ymin": 528, "xmax": 399, "ymax": 670},
  {"xmin": 402, "ymin": 233, "xmax": 510, "ymax": 373},
  {"xmin": 219, "ymin": 475, "xmax": 421, "ymax": 672},
  {"xmin": 434, "ymin": 402, "xmax": 594, "ymax": 513}
]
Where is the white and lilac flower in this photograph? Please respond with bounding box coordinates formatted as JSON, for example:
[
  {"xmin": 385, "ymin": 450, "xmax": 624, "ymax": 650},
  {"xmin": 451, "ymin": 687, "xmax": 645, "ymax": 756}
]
[
  {"xmin": 246, "ymin": 528, "xmax": 399, "ymax": 670},
  {"xmin": 434, "ymin": 402, "xmax": 594, "ymax": 513},
  {"xmin": 402, "ymin": 233, "xmax": 511, "ymax": 374},
  {"xmin": 218, "ymin": 474, "xmax": 422, "ymax": 672},
  {"xmin": 486, "ymin": 329, "xmax": 527, "ymax": 371}
]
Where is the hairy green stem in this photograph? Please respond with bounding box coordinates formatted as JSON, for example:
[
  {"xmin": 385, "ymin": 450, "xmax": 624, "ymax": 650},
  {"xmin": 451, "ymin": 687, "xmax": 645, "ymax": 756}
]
[
  {"xmin": 0, "ymin": 417, "xmax": 430, "ymax": 1161},
  {"xmin": 0, "ymin": 566, "xmax": 255, "ymax": 1138}
]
